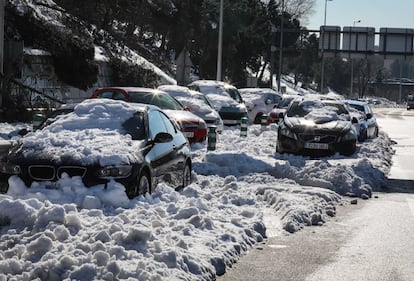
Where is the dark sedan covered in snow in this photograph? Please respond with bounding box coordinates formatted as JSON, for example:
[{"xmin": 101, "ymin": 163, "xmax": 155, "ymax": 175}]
[
  {"xmin": 0, "ymin": 99, "xmax": 192, "ymax": 198},
  {"xmin": 277, "ymin": 97, "xmax": 359, "ymax": 156}
]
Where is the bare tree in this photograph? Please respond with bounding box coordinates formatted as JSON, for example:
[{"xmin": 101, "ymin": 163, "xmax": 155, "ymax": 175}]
[{"xmin": 272, "ymin": 0, "xmax": 316, "ymax": 24}]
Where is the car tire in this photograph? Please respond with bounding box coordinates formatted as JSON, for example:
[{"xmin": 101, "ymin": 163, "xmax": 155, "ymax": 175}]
[
  {"xmin": 182, "ymin": 162, "xmax": 192, "ymax": 188},
  {"xmin": 254, "ymin": 113, "xmax": 263, "ymax": 124},
  {"xmin": 339, "ymin": 143, "xmax": 356, "ymax": 156},
  {"xmin": 276, "ymin": 139, "xmax": 284, "ymax": 154},
  {"xmin": 127, "ymin": 170, "xmax": 150, "ymax": 199},
  {"xmin": 358, "ymin": 130, "xmax": 367, "ymax": 142}
]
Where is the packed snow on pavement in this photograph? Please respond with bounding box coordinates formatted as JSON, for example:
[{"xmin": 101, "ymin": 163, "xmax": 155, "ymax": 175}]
[{"xmin": 0, "ymin": 105, "xmax": 393, "ymax": 280}]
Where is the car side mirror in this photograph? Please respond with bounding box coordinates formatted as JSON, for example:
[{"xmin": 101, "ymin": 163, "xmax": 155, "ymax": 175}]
[
  {"xmin": 153, "ymin": 132, "xmax": 173, "ymax": 144},
  {"xmin": 278, "ymin": 112, "xmax": 285, "ymax": 119},
  {"xmin": 351, "ymin": 117, "xmax": 359, "ymax": 124},
  {"xmin": 366, "ymin": 113, "xmax": 372, "ymax": 119}
]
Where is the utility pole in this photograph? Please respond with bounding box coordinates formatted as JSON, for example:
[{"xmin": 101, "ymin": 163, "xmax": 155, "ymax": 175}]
[
  {"xmin": 270, "ymin": 24, "xmax": 276, "ymax": 89},
  {"xmin": 320, "ymin": 0, "xmax": 332, "ymax": 94},
  {"xmin": 216, "ymin": 0, "xmax": 223, "ymax": 81},
  {"xmin": 277, "ymin": 0, "xmax": 284, "ymax": 92}
]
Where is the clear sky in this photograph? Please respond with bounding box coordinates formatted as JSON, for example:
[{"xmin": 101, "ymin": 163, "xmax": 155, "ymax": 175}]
[{"xmin": 306, "ymin": 0, "xmax": 414, "ymax": 31}]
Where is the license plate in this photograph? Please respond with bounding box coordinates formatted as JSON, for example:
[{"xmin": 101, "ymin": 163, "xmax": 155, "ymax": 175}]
[
  {"xmin": 183, "ymin": 132, "xmax": 194, "ymax": 138},
  {"xmin": 304, "ymin": 142, "xmax": 329, "ymax": 150},
  {"xmin": 223, "ymin": 119, "xmax": 238, "ymax": 124}
]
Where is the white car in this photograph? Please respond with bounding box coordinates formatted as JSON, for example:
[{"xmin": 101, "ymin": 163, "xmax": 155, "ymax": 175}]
[
  {"xmin": 345, "ymin": 99, "xmax": 379, "ymax": 142},
  {"xmin": 187, "ymin": 80, "xmax": 248, "ymax": 126},
  {"xmin": 239, "ymin": 88, "xmax": 283, "ymax": 124},
  {"xmin": 157, "ymin": 85, "xmax": 224, "ymax": 133}
]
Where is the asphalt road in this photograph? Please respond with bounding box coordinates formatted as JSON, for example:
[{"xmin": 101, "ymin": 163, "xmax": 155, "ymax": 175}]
[
  {"xmin": 218, "ymin": 107, "xmax": 414, "ymax": 281},
  {"xmin": 218, "ymin": 192, "xmax": 414, "ymax": 281}
]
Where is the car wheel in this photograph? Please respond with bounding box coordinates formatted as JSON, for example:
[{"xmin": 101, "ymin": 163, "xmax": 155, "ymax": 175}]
[
  {"xmin": 276, "ymin": 139, "xmax": 284, "ymax": 153},
  {"xmin": 126, "ymin": 170, "xmax": 150, "ymax": 199},
  {"xmin": 339, "ymin": 143, "xmax": 356, "ymax": 156},
  {"xmin": 358, "ymin": 130, "xmax": 367, "ymax": 142},
  {"xmin": 182, "ymin": 162, "xmax": 191, "ymax": 188},
  {"xmin": 254, "ymin": 113, "xmax": 263, "ymax": 124}
]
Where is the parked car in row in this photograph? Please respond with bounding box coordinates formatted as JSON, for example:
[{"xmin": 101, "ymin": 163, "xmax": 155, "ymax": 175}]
[
  {"xmin": 157, "ymin": 85, "xmax": 224, "ymax": 133},
  {"xmin": 239, "ymin": 88, "xmax": 283, "ymax": 124},
  {"xmin": 0, "ymin": 99, "xmax": 192, "ymax": 198},
  {"xmin": 407, "ymin": 94, "xmax": 414, "ymax": 110},
  {"xmin": 90, "ymin": 87, "xmax": 207, "ymax": 143},
  {"xmin": 187, "ymin": 80, "xmax": 248, "ymax": 126},
  {"xmin": 345, "ymin": 99, "xmax": 379, "ymax": 142},
  {"xmin": 269, "ymin": 94, "xmax": 298, "ymax": 124},
  {"xmin": 277, "ymin": 97, "xmax": 359, "ymax": 156}
]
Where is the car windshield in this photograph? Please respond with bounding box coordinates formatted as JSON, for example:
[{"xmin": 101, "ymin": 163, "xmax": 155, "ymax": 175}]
[
  {"xmin": 39, "ymin": 104, "xmax": 146, "ymax": 140},
  {"xmin": 128, "ymin": 91, "xmax": 184, "ymax": 110},
  {"xmin": 197, "ymin": 95, "xmax": 213, "ymax": 108},
  {"xmin": 348, "ymin": 103, "xmax": 365, "ymax": 112},
  {"xmin": 39, "ymin": 108, "xmax": 74, "ymax": 129},
  {"xmin": 287, "ymin": 100, "xmax": 349, "ymax": 118},
  {"xmin": 280, "ymin": 97, "xmax": 295, "ymax": 108},
  {"xmin": 225, "ymin": 88, "xmax": 243, "ymax": 103}
]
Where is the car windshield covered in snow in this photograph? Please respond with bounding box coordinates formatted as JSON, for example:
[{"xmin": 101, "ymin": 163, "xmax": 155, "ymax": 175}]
[
  {"xmin": 286, "ymin": 100, "xmax": 350, "ymax": 120},
  {"xmin": 39, "ymin": 102, "xmax": 147, "ymax": 141}
]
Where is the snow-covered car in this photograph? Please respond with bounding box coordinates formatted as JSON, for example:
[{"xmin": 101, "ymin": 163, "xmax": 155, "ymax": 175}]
[
  {"xmin": 0, "ymin": 99, "xmax": 192, "ymax": 198},
  {"xmin": 239, "ymin": 88, "xmax": 283, "ymax": 124},
  {"xmin": 345, "ymin": 99, "xmax": 379, "ymax": 142},
  {"xmin": 277, "ymin": 97, "xmax": 359, "ymax": 156},
  {"xmin": 407, "ymin": 94, "xmax": 414, "ymax": 110},
  {"xmin": 157, "ymin": 85, "xmax": 224, "ymax": 133},
  {"xmin": 90, "ymin": 87, "xmax": 207, "ymax": 143},
  {"xmin": 187, "ymin": 80, "xmax": 248, "ymax": 126}
]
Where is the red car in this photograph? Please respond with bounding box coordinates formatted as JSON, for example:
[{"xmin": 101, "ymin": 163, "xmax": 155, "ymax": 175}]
[
  {"xmin": 90, "ymin": 87, "xmax": 207, "ymax": 143},
  {"xmin": 269, "ymin": 95, "xmax": 297, "ymax": 123}
]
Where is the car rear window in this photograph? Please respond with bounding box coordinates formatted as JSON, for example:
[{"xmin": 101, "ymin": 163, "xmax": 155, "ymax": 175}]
[
  {"xmin": 95, "ymin": 91, "xmax": 126, "ymax": 101},
  {"xmin": 128, "ymin": 92, "xmax": 183, "ymax": 110}
]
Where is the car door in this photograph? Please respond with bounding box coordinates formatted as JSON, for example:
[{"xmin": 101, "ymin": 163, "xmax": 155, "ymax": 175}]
[{"xmin": 147, "ymin": 110, "xmax": 185, "ymax": 186}]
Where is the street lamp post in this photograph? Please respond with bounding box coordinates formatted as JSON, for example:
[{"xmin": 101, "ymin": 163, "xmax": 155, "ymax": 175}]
[
  {"xmin": 277, "ymin": 0, "xmax": 285, "ymax": 92},
  {"xmin": 320, "ymin": 0, "xmax": 332, "ymax": 94},
  {"xmin": 350, "ymin": 20, "xmax": 361, "ymax": 97},
  {"xmin": 216, "ymin": 0, "xmax": 224, "ymax": 81}
]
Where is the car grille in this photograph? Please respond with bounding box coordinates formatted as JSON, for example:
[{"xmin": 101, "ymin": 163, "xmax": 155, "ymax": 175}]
[
  {"xmin": 299, "ymin": 134, "xmax": 337, "ymax": 143},
  {"xmin": 205, "ymin": 119, "xmax": 217, "ymax": 125},
  {"xmin": 181, "ymin": 123, "xmax": 200, "ymax": 130},
  {"xmin": 219, "ymin": 112, "xmax": 245, "ymax": 120},
  {"xmin": 28, "ymin": 165, "xmax": 87, "ymax": 181}
]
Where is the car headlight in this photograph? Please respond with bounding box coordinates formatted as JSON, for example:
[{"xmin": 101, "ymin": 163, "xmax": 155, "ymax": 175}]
[
  {"xmin": 0, "ymin": 162, "xmax": 21, "ymax": 175},
  {"xmin": 199, "ymin": 120, "xmax": 207, "ymax": 129},
  {"xmin": 340, "ymin": 130, "xmax": 357, "ymax": 141},
  {"xmin": 96, "ymin": 165, "xmax": 133, "ymax": 179},
  {"xmin": 279, "ymin": 123, "xmax": 297, "ymax": 140}
]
